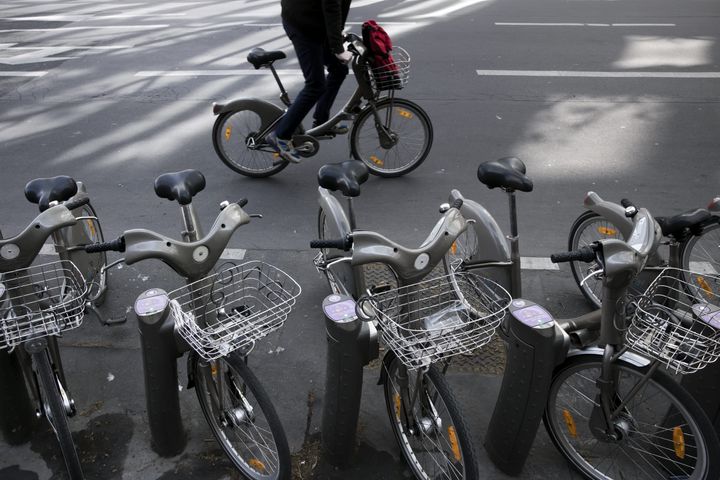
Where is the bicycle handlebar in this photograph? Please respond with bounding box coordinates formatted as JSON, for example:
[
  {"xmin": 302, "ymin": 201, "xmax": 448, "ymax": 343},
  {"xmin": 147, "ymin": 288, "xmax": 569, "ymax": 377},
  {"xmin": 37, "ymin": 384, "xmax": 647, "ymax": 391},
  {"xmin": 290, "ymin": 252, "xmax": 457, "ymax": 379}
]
[
  {"xmin": 451, "ymin": 198, "xmax": 463, "ymax": 210},
  {"xmin": 310, "ymin": 236, "xmax": 353, "ymax": 251},
  {"xmin": 550, "ymin": 245, "xmax": 597, "ymax": 264},
  {"xmin": 63, "ymin": 196, "xmax": 91, "ymax": 211},
  {"xmin": 85, "ymin": 237, "xmax": 126, "ymax": 253}
]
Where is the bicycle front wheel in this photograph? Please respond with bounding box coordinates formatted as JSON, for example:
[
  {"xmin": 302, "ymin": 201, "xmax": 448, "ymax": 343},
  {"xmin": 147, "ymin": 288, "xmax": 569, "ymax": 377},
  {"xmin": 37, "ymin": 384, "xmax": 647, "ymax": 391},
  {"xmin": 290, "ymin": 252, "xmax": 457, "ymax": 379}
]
[
  {"xmin": 33, "ymin": 349, "xmax": 84, "ymax": 479},
  {"xmin": 681, "ymin": 221, "xmax": 720, "ymax": 300},
  {"xmin": 213, "ymin": 108, "xmax": 289, "ymax": 178},
  {"xmin": 351, "ymin": 98, "xmax": 433, "ymax": 177},
  {"xmin": 78, "ymin": 202, "xmax": 108, "ymax": 306},
  {"xmin": 193, "ymin": 353, "xmax": 291, "ymax": 480},
  {"xmin": 568, "ymin": 211, "xmax": 623, "ymax": 308},
  {"xmin": 383, "ymin": 356, "xmax": 479, "ymax": 480},
  {"xmin": 544, "ymin": 355, "xmax": 720, "ymax": 480}
]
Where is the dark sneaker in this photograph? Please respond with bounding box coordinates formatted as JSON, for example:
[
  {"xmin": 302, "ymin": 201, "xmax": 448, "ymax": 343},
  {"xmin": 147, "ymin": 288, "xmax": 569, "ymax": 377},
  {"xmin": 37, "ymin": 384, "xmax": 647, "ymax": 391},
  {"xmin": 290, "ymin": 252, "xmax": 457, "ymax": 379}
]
[{"xmin": 266, "ymin": 131, "xmax": 301, "ymax": 164}]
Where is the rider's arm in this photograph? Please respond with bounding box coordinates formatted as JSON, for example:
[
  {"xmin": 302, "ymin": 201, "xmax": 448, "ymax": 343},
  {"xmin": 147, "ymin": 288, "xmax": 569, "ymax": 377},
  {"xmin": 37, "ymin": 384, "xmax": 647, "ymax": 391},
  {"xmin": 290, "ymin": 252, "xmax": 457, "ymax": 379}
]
[{"xmin": 322, "ymin": 0, "xmax": 348, "ymax": 54}]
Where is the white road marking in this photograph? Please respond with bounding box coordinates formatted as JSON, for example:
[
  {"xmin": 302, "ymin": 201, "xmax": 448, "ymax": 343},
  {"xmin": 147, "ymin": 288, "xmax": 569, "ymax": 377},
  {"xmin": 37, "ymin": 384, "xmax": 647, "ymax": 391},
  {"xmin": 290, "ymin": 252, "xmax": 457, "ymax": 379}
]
[
  {"xmin": 0, "ymin": 71, "xmax": 47, "ymax": 77},
  {"xmin": 221, "ymin": 249, "xmax": 246, "ymax": 261},
  {"xmin": 521, "ymin": 257, "xmax": 559, "ymax": 271},
  {"xmin": 1, "ymin": 45, "xmax": 131, "ymax": 50},
  {"xmin": 0, "ymin": 25, "xmax": 169, "ymax": 32},
  {"xmin": 495, "ymin": 22, "xmax": 675, "ymax": 27},
  {"xmin": 476, "ymin": 69, "xmax": 720, "ymax": 78},
  {"xmin": 3, "ymin": 14, "xmax": 186, "ymax": 21}
]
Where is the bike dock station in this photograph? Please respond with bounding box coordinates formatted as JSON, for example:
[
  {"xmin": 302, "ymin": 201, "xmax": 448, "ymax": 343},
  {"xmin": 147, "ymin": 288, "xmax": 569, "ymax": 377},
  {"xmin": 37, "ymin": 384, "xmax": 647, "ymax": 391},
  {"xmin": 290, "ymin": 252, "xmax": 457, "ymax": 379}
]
[
  {"xmin": 485, "ymin": 299, "xmax": 569, "ymax": 475},
  {"xmin": 133, "ymin": 288, "xmax": 187, "ymax": 457},
  {"xmin": 320, "ymin": 294, "xmax": 378, "ymax": 468}
]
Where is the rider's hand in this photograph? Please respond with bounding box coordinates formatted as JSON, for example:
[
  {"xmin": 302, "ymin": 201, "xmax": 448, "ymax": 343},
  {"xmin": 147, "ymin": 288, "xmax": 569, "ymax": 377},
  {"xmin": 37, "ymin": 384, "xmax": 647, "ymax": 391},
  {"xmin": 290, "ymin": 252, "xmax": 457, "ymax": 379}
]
[{"xmin": 335, "ymin": 50, "xmax": 352, "ymax": 64}]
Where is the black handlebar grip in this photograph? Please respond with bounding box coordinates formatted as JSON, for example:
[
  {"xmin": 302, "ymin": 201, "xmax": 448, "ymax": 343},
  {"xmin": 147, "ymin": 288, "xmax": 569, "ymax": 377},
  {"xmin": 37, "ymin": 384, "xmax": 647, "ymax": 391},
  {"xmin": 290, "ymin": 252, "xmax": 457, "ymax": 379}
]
[
  {"xmin": 550, "ymin": 245, "xmax": 596, "ymax": 264},
  {"xmin": 451, "ymin": 198, "xmax": 464, "ymax": 210},
  {"xmin": 63, "ymin": 196, "xmax": 91, "ymax": 211},
  {"xmin": 310, "ymin": 238, "xmax": 352, "ymax": 251},
  {"xmin": 237, "ymin": 198, "xmax": 248, "ymax": 208},
  {"xmin": 620, "ymin": 198, "xmax": 635, "ymax": 208},
  {"xmin": 85, "ymin": 237, "xmax": 126, "ymax": 253}
]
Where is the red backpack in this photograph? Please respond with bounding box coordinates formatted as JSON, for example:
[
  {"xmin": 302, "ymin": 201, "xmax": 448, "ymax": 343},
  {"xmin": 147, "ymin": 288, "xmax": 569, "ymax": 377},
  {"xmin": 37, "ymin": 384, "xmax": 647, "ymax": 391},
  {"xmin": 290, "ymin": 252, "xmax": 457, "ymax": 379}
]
[{"xmin": 361, "ymin": 20, "xmax": 402, "ymax": 90}]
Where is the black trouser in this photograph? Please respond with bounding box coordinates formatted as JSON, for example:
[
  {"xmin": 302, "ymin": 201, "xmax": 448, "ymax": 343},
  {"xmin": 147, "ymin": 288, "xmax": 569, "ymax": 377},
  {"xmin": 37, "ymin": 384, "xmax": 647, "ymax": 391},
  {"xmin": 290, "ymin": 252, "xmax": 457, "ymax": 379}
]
[{"xmin": 274, "ymin": 21, "xmax": 349, "ymax": 140}]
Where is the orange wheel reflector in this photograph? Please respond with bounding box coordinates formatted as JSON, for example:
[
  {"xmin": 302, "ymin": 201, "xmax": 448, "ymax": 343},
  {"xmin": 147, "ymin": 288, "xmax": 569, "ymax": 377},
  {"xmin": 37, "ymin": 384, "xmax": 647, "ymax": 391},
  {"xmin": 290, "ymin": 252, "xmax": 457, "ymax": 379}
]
[
  {"xmin": 696, "ymin": 276, "xmax": 713, "ymax": 297},
  {"xmin": 448, "ymin": 426, "xmax": 462, "ymax": 461},
  {"xmin": 249, "ymin": 458, "xmax": 266, "ymax": 472},
  {"xmin": 393, "ymin": 393, "xmax": 401, "ymax": 420},
  {"xmin": 563, "ymin": 409, "xmax": 577, "ymax": 438},
  {"xmin": 597, "ymin": 226, "xmax": 617, "ymax": 236},
  {"xmin": 398, "ymin": 109, "xmax": 413, "ymax": 119},
  {"xmin": 86, "ymin": 220, "xmax": 97, "ymax": 240},
  {"xmin": 450, "ymin": 241, "xmax": 458, "ymax": 255},
  {"xmin": 673, "ymin": 426, "xmax": 686, "ymax": 459},
  {"xmin": 211, "ymin": 362, "xmax": 218, "ymax": 377},
  {"xmin": 224, "ymin": 125, "xmax": 232, "ymax": 140},
  {"xmin": 370, "ymin": 155, "xmax": 383, "ymax": 166}
]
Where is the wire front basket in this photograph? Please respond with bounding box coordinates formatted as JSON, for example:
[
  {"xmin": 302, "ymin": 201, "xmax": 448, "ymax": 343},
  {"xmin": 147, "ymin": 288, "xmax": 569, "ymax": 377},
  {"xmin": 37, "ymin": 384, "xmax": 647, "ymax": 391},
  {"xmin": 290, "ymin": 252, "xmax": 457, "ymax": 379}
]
[
  {"xmin": 626, "ymin": 267, "xmax": 720, "ymax": 374},
  {"xmin": 368, "ymin": 47, "xmax": 410, "ymax": 92},
  {"xmin": 365, "ymin": 272, "xmax": 511, "ymax": 369},
  {"xmin": 0, "ymin": 260, "xmax": 88, "ymax": 351},
  {"xmin": 169, "ymin": 261, "xmax": 301, "ymax": 361}
]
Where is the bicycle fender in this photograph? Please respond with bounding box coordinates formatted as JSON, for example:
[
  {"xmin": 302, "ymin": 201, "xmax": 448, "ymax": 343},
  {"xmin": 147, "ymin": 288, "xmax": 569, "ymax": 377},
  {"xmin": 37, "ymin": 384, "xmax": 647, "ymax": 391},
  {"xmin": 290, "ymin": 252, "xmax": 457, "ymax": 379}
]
[
  {"xmin": 213, "ymin": 98, "xmax": 283, "ymax": 120},
  {"xmin": 566, "ymin": 347, "xmax": 652, "ymax": 368},
  {"xmin": 583, "ymin": 191, "xmax": 634, "ymax": 239},
  {"xmin": 376, "ymin": 349, "xmax": 398, "ymax": 386},
  {"xmin": 319, "ymin": 188, "xmax": 351, "ymax": 242},
  {"xmin": 449, "ymin": 189, "xmax": 511, "ymax": 263},
  {"xmin": 122, "ymin": 204, "xmax": 251, "ymax": 279}
]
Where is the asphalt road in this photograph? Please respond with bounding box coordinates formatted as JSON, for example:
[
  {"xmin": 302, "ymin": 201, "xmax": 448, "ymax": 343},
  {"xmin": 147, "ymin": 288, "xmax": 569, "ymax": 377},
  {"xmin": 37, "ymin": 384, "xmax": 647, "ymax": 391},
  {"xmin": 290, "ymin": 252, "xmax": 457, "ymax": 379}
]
[{"xmin": 1, "ymin": 0, "xmax": 719, "ymax": 478}]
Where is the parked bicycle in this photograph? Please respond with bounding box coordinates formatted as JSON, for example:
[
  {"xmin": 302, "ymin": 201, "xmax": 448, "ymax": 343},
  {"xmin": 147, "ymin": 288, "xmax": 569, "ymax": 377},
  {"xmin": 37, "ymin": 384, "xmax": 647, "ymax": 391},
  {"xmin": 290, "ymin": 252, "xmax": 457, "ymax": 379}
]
[
  {"xmin": 0, "ymin": 176, "xmax": 110, "ymax": 479},
  {"xmin": 212, "ymin": 33, "xmax": 433, "ymax": 178},
  {"xmin": 567, "ymin": 193, "xmax": 720, "ymax": 308},
  {"xmin": 85, "ymin": 170, "xmax": 300, "ymax": 480},
  {"xmin": 310, "ymin": 160, "xmax": 511, "ymax": 480}
]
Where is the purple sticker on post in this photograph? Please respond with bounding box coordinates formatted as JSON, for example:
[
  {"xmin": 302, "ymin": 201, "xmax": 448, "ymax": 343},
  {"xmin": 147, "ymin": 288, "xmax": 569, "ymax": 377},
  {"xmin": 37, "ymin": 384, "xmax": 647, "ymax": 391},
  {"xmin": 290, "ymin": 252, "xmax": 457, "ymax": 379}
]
[
  {"xmin": 692, "ymin": 303, "xmax": 720, "ymax": 329},
  {"xmin": 513, "ymin": 305, "xmax": 554, "ymax": 327},
  {"xmin": 324, "ymin": 299, "xmax": 357, "ymax": 323}
]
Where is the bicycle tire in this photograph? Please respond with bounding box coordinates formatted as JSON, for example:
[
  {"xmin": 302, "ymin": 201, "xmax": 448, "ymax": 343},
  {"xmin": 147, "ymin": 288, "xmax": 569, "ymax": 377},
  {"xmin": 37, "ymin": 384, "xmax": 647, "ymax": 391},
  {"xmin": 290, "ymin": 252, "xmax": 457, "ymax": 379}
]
[
  {"xmin": 568, "ymin": 211, "xmax": 623, "ymax": 308},
  {"xmin": 382, "ymin": 356, "xmax": 479, "ymax": 480},
  {"xmin": 193, "ymin": 353, "xmax": 291, "ymax": 480},
  {"xmin": 442, "ymin": 223, "xmax": 479, "ymax": 275},
  {"xmin": 0, "ymin": 350, "xmax": 36, "ymax": 445},
  {"xmin": 212, "ymin": 109, "xmax": 289, "ymax": 178},
  {"xmin": 680, "ymin": 221, "xmax": 720, "ymax": 301},
  {"xmin": 33, "ymin": 349, "xmax": 84, "ymax": 480},
  {"xmin": 543, "ymin": 354, "xmax": 720, "ymax": 480},
  {"xmin": 350, "ymin": 98, "xmax": 433, "ymax": 178}
]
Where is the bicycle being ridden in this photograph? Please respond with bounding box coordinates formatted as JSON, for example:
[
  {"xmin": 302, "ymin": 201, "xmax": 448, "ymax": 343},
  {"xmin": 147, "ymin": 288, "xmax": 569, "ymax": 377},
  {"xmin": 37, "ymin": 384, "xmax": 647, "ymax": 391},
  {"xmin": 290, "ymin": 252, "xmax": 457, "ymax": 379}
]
[{"xmin": 212, "ymin": 33, "xmax": 433, "ymax": 178}]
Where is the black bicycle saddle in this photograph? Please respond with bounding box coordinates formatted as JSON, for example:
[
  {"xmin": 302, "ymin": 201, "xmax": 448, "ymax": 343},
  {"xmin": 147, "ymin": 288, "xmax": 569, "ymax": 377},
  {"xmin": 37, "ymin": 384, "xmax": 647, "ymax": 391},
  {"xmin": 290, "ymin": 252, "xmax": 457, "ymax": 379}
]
[
  {"xmin": 477, "ymin": 157, "xmax": 533, "ymax": 192},
  {"xmin": 24, "ymin": 176, "xmax": 78, "ymax": 212},
  {"xmin": 154, "ymin": 170, "xmax": 206, "ymax": 205},
  {"xmin": 656, "ymin": 209, "xmax": 712, "ymax": 238},
  {"xmin": 317, "ymin": 161, "xmax": 369, "ymax": 198},
  {"xmin": 247, "ymin": 48, "xmax": 287, "ymax": 69}
]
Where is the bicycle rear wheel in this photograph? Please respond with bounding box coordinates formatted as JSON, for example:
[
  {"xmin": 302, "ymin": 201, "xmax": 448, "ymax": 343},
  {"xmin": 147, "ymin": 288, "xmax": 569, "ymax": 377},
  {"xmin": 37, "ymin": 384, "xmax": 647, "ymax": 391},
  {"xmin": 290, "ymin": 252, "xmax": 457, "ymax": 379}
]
[
  {"xmin": 193, "ymin": 353, "xmax": 290, "ymax": 480},
  {"xmin": 350, "ymin": 98, "xmax": 433, "ymax": 177},
  {"xmin": 544, "ymin": 355, "xmax": 720, "ymax": 480},
  {"xmin": 568, "ymin": 211, "xmax": 623, "ymax": 308},
  {"xmin": 680, "ymin": 221, "xmax": 720, "ymax": 300},
  {"xmin": 33, "ymin": 349, "xmax": 84, "ymax": 479},
  {"xmin": 382, "ymin": 356, "xmax": 479, "ymax": 480},
  {"xmin": 213, "ymin": 108, "xmax": 289, "ymax": 178}
]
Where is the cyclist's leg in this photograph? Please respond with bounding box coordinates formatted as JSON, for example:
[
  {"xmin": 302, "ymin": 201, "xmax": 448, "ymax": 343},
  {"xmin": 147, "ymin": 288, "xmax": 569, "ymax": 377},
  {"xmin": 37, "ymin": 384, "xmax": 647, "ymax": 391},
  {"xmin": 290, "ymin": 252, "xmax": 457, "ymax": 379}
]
[
  {"xmin": 274, "ymin": 21, "xmax": 327, "ymax": 140},
  {"xmin": 313, "ymin": 45, "xmax": 348, "ymax": 126}
]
